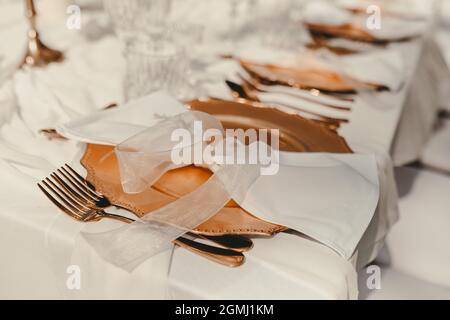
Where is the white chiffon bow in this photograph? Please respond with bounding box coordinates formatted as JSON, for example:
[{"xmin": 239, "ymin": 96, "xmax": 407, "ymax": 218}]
[{"xmin": 83, "ymin": 110, "xmax": 264, "ymax": 271}]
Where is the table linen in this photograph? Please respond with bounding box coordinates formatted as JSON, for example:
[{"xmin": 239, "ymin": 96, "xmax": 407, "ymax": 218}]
[
  {"xmin": 0, "ymin": 32, "xmax": 363, "ymax": 299},
  {"xmin": 421, "ymin": 118, "xmax": 450, "ymax": 172},
  {"xmin": 0, "ymin": 1, "xmax": 446, "ymax": 299}
]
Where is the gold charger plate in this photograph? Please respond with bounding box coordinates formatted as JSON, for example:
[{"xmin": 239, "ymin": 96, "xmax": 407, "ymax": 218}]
[
  {"xmin": 81, "ymin": 99, "xmax": 352, "ymax": 236},
  {"xmin": 306, "ymin": 40, "xmax": 359, "ymax": 56},
  {"xmin": 240, "ymin": 59, "xmax": 387, "ymax": 93},
  {"xmin": 305, "ymin": 22, "xmax": 415, "ymax": 45}
]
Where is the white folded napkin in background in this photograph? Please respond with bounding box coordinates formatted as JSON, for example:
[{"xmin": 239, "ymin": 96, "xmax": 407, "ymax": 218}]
[
  {"xmin": 239, "ymin": 44, "xmax": 407, "ymax": 90},
  {"xmin": 57, "ymin": 91, "xmax": 186, "ymax": 145},
  {"xmin": 302, "ymin": 0, "xmax": 428, "ymax": 40},
  {"xmin": 205, "ymin": 43, "xmax": 407, "ymax": 111},
  {"xmin": 337, "ymin": 48, "xmax": 407, "ymax": 91}
]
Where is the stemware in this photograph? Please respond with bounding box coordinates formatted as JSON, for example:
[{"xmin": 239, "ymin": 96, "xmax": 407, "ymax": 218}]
[
  {"xmin": 103, "ymin": 0, "xmax": 181, "ymax": 101},
  {"xmin": 103, "ymin": 0, "xmax": 172, "ymax": 44},
  {"xmin": 229, "ymin": 0, "xmax": 239, "ymax": 41},
  {"xmin": 21, "ymin": 0, "xmax": 64, "ymax": 67},
  {"xmin": 257, "ymin": 0, "xmax": 312, "ymax": 51},
  {"xmin": 37, "ymin": 164, "xmax": 247, "ymax": 267},
  {"xmin": 123, "ymin": 38, "xmax": 188, "ymax": 101}
]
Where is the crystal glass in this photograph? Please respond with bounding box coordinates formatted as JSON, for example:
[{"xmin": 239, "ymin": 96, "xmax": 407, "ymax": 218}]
[
  {"xmin": 258, "ymin": 0, "xmax": 309, "ymax": 51},
  {"xmin": 168, "ymin": 22, "xmax": 207, "ymax": 98},
  {"xmin": 103, "ymin": 0, "xmax": 141, "ymax": 37},
  {"xmin": 169, "ymin": 22, "xmax": 204, "ymax": 64},
  {"xmin": 124, "ymin": 39, "xmax": 188, "ymax": 101},
  {"xmin": 103, "ymin": 0, "xmax": 172, "ymax": 43},
  {"xmin": 104, "ymin": 0, "xmax": 179, "ymax": 101},
  {"xmin": 227, "ymin": 0, "xmax": 252, "ymax": 45}
]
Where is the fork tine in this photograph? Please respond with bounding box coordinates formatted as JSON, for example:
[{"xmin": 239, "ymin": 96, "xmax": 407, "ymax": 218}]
[
  {"xmin": 64, "ymin": 164, "xmax": 99, "ymax": 195},
  {"xmin": 37, "ymin": 182, "xmax": 83, "ymax": 221},
  {"xmin": 43, "ymin": 178, "xmax": 98, "ymax": 222},
  {"xmin": 58, "ymin": 167, "xmax": 100, "ymax": 200},
  {"xmin": 43, "ymin": 178, "xmax": 90, "ymax": 212},
  {"xmin": 52, "ymin": 170, "xmax": 98, "ymax": 203},
  {"xmin": 50, "ymin": 172, "xmax": 95, "ymax": 204}
]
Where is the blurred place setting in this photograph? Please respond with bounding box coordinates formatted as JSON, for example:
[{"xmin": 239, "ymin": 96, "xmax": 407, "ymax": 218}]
[{"xmin": 0, "ymin": 0, "xmax": 450, "ymax": 303}]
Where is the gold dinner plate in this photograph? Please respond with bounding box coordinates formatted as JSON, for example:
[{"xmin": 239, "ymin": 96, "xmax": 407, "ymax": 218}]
[
  {"xmin": 305, "ymin": 22, "xmax": 415, "ymax": 45},
  {"xmin": 188, "ymin": 99, "xmax": 352, "ymax": 153},
  {"xmin": 81, "ymin": 99, "xmax": 352, "ymax": 236},
  {"xmin": 240, "ymin": 59, "xmax": 386, "ymax": 93}
]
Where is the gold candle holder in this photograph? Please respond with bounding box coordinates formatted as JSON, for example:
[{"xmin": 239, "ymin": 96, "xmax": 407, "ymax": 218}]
[{"xmin": 22, "ymin": 0, "xmax": 64, "ymax": 67}]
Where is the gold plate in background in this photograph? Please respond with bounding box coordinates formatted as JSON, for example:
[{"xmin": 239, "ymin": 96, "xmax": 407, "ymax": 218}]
[
  {"xmin": 240, "ymin": 59, "xmax": 386, "ymax": 93},
  {"xmin": 305, "ymin": 22, "xmax": 415, "ymax": 45},
  {"xmin": 188, "ymin": 98, "xmax": 352, "ymax": 153}
]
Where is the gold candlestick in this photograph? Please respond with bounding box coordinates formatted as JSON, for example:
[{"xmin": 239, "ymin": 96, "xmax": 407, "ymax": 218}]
[{"xmin": 22, "ymin": 0, "xmax": 64, "ymax": 67}]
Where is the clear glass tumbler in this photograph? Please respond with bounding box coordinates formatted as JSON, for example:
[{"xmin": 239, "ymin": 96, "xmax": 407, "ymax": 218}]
[
  {"xmin": 103, "ymin": 0, "xmax": 172, "ymax": 42},
  {"xmin": 124, "ymin": 39, "xmax": 188, "ymax": 101}
]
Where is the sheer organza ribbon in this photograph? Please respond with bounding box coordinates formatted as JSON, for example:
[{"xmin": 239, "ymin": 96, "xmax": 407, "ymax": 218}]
[{"xmin": 82, "ymin": 111, "xmax": 264, "ymax": 271}]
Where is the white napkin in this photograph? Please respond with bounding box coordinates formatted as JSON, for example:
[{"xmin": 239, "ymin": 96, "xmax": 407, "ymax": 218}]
[
  {"xmin": 301, "ymin": 48, "xmax": 406, "ymax": 91},
  {"xmin": 58, "ymin": 91, "xmax": 380, "ymax": 259},
  {"xmin": 336, "ymin": 48, "xmax": 407, "ymax": 91},
  {"xmin": 207, "ymin": 44, "xmax": 407, "ymax": 110},
  {"xmin": 57, "ymin": 91, "xmax": 187, "ymax": 145},
  {"xmin": 242, "ymin": 44, "xmax": 407, "ymax": 90},
  {"xmin": 303, "ymin": 0, "xmax": 428, "ymax": 40}
]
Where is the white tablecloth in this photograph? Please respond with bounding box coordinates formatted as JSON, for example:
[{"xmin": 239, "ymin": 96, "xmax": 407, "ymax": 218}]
[{"xmin": 0, "ymin": 1, "xmax": 446, "ymax": 299}]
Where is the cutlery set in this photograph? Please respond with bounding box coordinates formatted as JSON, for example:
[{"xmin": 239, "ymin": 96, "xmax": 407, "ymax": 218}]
[{"xmin": 38, "ymin": 164, "xmax": 252, "ymax": 267}]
